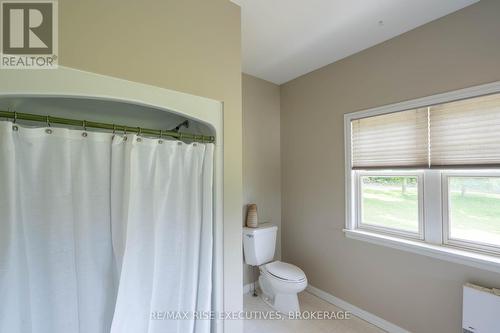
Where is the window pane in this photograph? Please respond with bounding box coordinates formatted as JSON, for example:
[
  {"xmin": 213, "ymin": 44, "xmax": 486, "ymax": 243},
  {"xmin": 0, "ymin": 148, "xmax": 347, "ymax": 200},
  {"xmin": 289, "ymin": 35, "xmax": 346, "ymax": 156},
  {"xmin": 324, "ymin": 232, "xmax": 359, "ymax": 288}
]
[
  {"xmin": 361, "ymin": 176, "xmax": 419, "ymax": 233},
  {"xmin": 448, "ymin": 177, "xmax": 500, "ymax": 247}
]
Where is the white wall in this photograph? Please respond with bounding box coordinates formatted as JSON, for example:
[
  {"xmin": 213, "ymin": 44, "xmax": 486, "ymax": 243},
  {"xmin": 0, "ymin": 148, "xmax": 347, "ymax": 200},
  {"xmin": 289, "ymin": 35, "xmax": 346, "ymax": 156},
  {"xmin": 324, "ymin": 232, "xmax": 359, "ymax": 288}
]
[{"xmin": 242, "ymin": 74, "xmax": 281, "ymax": 286}]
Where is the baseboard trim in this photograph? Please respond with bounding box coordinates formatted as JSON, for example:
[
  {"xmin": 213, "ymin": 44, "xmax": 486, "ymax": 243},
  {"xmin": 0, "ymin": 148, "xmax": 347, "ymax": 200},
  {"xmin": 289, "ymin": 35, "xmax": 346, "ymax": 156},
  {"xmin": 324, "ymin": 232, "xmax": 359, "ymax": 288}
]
[
  {"xmin": 243, "ymin": 281, "xmax": 259, "ymax": 295},
  {"xmin": 306, "ymin": 285, "xmax": 411, "ymax": 333}
]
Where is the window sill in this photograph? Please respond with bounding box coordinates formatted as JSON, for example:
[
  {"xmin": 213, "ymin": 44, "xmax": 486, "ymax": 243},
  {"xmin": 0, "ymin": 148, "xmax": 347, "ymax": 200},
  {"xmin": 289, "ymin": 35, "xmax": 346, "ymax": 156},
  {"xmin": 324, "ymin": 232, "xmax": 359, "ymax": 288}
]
[{"xmin": 344, "ymin": 229, "xmax": 500, "ymax": 274}]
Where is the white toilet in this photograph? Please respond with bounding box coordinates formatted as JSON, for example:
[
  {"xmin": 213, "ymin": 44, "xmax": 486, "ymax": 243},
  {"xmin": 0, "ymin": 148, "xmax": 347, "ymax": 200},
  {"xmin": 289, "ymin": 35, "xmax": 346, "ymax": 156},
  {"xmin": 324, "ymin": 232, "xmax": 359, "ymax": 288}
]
[{"xmin": 243, "ymin": 224, "xmax": 307, "ymax": 314}]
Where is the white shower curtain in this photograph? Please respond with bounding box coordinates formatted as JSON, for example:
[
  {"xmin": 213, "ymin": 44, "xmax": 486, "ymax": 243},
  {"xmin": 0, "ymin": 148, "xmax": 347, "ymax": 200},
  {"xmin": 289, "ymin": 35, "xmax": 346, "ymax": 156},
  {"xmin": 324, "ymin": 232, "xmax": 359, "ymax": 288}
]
[
  {"xmin": 110, "ymin": 135, "xmax": 214, "ymax": 333},
  {"xmin": 0, "ymin": 121, "xmax": 214, "ymax": 333},
  {"xmin": 0, "ymin": 122, "xmax": 116, "ymax": 333}
]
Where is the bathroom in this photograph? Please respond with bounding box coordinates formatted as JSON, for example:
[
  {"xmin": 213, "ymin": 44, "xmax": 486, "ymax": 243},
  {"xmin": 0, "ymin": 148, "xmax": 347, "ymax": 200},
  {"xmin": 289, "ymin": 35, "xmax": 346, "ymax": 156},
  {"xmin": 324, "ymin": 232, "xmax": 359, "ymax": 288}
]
[{"xmin": 1, "ymin": 1, "xmax": 500, "ymax": 333}]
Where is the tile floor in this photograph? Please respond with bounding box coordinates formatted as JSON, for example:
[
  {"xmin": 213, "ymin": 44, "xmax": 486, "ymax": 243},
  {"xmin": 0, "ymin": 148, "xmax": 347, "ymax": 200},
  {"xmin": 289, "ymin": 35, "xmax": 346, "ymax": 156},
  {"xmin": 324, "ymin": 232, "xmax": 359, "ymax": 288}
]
[{"xmin": 243, "ymin": 291, "xmax": 385, "ymax": 333}]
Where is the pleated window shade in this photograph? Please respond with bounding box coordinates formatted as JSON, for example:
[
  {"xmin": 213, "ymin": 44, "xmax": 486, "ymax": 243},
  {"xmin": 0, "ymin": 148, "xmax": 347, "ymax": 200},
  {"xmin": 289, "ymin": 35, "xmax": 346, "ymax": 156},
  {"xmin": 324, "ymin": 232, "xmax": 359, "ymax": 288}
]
[
  {"xmin": 351, "ymin": 108, "xmax": 429, "ymax": 169},
  {"xmin": 351, "ymin": 93, "xmax": 500, "ymax": 169},
  {"xmin": 430, "ymin": 93, "xmax": 500, "ymax": 167}
]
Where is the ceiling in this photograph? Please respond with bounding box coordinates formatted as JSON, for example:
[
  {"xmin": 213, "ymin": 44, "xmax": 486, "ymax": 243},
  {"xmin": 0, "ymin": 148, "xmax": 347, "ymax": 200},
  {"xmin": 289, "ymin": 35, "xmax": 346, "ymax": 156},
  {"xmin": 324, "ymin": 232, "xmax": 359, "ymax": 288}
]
[{"xmin": 232, "ymin": 0, "xmax": 479, "ymax": 84}]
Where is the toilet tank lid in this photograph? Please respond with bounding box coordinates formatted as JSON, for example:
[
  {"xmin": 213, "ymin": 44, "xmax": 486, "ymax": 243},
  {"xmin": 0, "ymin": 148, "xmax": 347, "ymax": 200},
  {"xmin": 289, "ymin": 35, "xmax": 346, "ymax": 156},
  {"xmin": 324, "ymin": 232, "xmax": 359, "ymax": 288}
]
[
  {"xmin": 264, "ymin": 261, "xmax": 306, "ymax": 282},
  {"xmin": 243, "ymin": 224, "xmax": 277, "ymax": 236}
]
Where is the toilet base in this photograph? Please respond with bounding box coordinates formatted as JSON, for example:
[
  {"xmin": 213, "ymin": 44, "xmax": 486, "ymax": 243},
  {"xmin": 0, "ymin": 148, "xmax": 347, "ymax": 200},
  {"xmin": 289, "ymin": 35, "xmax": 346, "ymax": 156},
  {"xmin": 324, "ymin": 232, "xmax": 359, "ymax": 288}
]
[
  {"xmin": 261, "ymin": 291, "xmax": 300, "ymax": 315},
  {"xmin": 259, "ymin": 275, "xmax": 303, "ymax": 314}
]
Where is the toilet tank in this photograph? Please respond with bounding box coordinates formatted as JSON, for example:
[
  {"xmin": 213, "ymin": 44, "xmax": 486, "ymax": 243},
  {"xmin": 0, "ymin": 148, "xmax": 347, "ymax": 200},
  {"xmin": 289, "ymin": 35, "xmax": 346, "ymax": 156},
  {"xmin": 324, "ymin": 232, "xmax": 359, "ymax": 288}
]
[{"xmin": 243, "ymin": 224, "xmax": 277, "ymax": 266}]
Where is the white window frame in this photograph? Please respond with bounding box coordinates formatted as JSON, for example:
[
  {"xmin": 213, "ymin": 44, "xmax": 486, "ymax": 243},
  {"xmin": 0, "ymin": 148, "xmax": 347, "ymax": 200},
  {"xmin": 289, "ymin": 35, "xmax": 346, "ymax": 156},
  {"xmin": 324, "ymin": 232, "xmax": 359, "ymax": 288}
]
[
  {"xmin": 442, "ymin": 171, "xmax": 500, "ymax": 256},
  {"xmin": 355, "ymin": 171, "xmax": 424, "ymax": 240},
  {"xmin": 344, "ymin": 80, "xmax": 500, "ymax": 274}
]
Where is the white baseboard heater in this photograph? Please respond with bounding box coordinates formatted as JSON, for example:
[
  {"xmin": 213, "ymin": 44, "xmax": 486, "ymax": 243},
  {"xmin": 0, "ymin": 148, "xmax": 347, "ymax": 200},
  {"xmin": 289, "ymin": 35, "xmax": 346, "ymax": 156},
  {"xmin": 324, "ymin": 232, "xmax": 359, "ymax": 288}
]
[{"xmin": 463, "ymin": 283, "xmax": 500, "ymax": 333}]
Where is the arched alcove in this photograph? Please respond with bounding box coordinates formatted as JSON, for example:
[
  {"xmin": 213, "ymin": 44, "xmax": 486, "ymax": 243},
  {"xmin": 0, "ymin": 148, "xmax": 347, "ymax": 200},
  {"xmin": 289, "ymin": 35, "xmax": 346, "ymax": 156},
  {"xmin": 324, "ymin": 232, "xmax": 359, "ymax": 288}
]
[{"xmin": 0, "ymin": 66, "xmax": 224, "ymax": 333}]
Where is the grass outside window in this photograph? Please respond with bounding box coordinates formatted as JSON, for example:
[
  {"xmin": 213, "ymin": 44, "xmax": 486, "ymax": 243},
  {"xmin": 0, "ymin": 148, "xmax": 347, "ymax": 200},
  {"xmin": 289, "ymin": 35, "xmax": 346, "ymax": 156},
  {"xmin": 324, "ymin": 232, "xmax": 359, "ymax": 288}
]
[
  {"xmin": 359, "ymin": 175, "xmax": 421, "ymax": 236},
  {"xmin": 447, "ymin": 176, "xmax": 500, "ymax": 248}
]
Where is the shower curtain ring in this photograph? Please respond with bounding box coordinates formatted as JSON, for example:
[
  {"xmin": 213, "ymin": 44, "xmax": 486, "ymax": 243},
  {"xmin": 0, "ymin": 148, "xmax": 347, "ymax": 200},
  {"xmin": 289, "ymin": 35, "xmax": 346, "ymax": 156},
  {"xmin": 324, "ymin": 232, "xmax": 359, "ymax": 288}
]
[
  {"xmin": 158, "ymin": 130, "xmax": 163, "ymax": 144},
  {"xmin": 12, "ymin": 111, "xmax": 19, "ymax": 131},
  {"xmin": 112, "ymin": 124, "xmax": 116, "ymax": 134},
  {"xmin": 136, "ymin": 127, "xmax": 142, "ymax": 142},
  {"xmin": 44, "ymin": 116, "xmax": 53, "ymax": 134},
  {"xmin": 81, "ymin": 120, "xmax": 88, "ymax": 137}
]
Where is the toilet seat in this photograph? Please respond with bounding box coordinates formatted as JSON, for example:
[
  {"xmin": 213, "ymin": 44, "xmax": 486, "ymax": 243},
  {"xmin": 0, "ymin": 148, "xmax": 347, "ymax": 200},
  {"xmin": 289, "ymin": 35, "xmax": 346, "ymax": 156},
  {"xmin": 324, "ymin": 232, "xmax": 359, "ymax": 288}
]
[{"xmin": 261, "ymin": 261, "xmax": 306, "ymax": 282}]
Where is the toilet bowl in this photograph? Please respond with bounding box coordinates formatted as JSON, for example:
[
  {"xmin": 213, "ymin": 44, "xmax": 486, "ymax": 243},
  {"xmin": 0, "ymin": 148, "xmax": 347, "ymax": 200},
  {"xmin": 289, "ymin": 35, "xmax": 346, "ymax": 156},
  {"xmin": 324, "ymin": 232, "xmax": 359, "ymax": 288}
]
[
  {"xmin": 258, "ymin": 261, "xmax": 307, "ymax": 314},
  {"xmin": 242, "ymin": 225, "xmax": 308, "ymax": 314}
]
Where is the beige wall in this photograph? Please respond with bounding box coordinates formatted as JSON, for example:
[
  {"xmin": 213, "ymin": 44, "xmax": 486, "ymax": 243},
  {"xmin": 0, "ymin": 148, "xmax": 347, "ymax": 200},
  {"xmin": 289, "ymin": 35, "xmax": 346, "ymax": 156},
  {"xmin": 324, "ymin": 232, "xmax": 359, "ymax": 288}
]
[
  {"xmin": 59, "ymin": 1, "xmax": 243, "ymax": 332},
  {"xmin": 280, "ymin": 1, "xmax": 500, "ymax": 332},
  {"xmin": 242, "ymin": 74, "xmax": 281, "ymax": 286}
]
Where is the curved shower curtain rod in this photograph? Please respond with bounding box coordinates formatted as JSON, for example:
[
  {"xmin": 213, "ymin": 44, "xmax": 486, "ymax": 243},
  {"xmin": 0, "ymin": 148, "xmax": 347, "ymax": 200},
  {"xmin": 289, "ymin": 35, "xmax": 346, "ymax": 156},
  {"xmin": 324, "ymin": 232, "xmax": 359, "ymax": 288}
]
[{"xmin": 0, "ymin": 110, "xmax": 215, "ymax": 143}]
